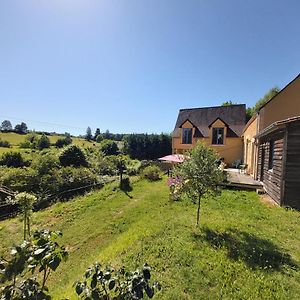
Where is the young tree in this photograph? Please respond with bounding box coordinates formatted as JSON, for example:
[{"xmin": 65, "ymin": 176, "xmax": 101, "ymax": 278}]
[
  {"xmin": 1, "ymin": 120, "xmax": 13, "ymax": 131},
  {"xmin": 175, "ymin": 142, "xmax": 223, "ymax": 226},
  {"xmin": 86, "ymin": 127, "xmax": 92, "ymax": 141},
  {"xmin": 15, "ymin": 192, "xmax": 37, "ymax": 240}
]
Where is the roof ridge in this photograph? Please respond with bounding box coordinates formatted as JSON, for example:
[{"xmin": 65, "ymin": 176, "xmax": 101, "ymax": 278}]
[{"xmin": 179, "ymin": 104, "xmax": 246, "ymax": 111}]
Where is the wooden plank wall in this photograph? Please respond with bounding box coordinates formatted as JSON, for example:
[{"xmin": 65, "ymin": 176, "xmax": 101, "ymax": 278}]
[
  {"xmin": 257, "ymin": 131, "xmax": 284, "ymax": 204},
  {"xmin": 284, "ymin": 121, "xmax": 300, "ymax": 209}
]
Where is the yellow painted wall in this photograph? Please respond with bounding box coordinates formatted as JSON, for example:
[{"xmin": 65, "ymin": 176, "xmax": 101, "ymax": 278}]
[
  {"xmin": 172, "ymin": 119, "xmax": 243, "ymax": 165},
  {"xmin": 243, "ymin": 116, "xmax": 258, "ymax": 176},
  {"xmin": 259, "ymin": 76, "xmax": 300, "ymax": 130}
]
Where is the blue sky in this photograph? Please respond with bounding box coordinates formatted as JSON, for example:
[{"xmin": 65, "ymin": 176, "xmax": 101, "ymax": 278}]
[{"xmin": 0, "ymin": 0, "xmax": 299, "ymax": 135}]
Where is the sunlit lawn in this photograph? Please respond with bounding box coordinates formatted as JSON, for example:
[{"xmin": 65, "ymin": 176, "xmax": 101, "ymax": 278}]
[{"xmin": 0, "ymin": 178, "xmax": 299, "ymax": 299}]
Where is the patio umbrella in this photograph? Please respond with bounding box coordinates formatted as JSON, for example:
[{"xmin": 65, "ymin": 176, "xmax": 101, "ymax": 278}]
[{"xmin": 158, "ymin": 154, "xmax": 185, "ymax": 163}]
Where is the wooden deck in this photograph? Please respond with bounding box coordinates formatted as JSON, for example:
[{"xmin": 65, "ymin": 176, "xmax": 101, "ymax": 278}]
[{"xmin": 223, "ymin": 168, "xmax": 263, "ymax": 191}]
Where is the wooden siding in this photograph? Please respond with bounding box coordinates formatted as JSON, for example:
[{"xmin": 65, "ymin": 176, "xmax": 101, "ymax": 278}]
[
  {"xmin": 257, "ymin": 131, "xmax": 284, "ymax": 205},
  {"xmin": 283, "ymin": 121, "xmax": 300, "ymax": 209}
]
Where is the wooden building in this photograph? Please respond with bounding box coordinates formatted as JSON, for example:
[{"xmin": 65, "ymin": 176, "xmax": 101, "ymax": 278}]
[{"xmin": 256, "ymin": 117, "xmax": 300, "ymax": 209}]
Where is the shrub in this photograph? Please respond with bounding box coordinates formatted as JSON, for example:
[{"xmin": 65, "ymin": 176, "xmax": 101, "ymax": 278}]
[
  {"xmin": 0, "ymin": 139, "xmax": 11, "ymax": 148},
  {"xmin": 37, "ymin": 134, "xmax": 51, "ymax": 150},
  {"xmin": 0, "ymin": 167, "xmax": 39, "ymax": 193},
  {"xmin": 0, "ymin": 151, "xmax": 26, "ymax": 168},
  {"xmin": 0, "ymin": 229, "xmax": 68, "ymax": 299},
  {"xmin": 75, "ymin": 263, "xmax": 160, "ymax": 299},
  {"xmin": 57, "ymin": 167, "xmax": 99, "ymax": 196},
  {"xmin": 31, "ymin": 153, "xmax": 59, "ymax": 175},
  {"xmin": 100, "ymin": 139, "xmax": 119, "ymax": 156},
  {"xmin": 55, "ymin": 136, "xmax": 72, "ymax": 148},
  {"xmin": 19, "ymin": 140, "xmax": 32, "ymax": 149},
  {"xmin": 96, "ymin": 134, "xmax": 103, "ymax": 143},
  {"xmin": 141, "ymin": 165, "xmax": 161, "ymax": 181},
  {"xmin": 59, "ymin": 145, "xmax": 88, "ymax": 167}
]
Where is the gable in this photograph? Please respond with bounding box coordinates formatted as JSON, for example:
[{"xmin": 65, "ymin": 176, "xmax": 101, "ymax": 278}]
[{"xmin": 173, "ymin": 104, "xmax": 246, "ymax": 137}]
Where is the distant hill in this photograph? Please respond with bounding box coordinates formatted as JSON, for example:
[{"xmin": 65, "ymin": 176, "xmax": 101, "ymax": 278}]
[{"xmin": 0, "ymin": 132, "xmax": 95, "ymax": 155}]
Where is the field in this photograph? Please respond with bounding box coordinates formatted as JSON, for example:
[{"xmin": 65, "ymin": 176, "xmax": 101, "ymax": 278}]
[
  {"xmin": 0, "ymin": 178, "xmax": 299, "ymax": 299},
  {"xmin": 0, "ymin": 132, "xmax": 95, "ymax": 154}
]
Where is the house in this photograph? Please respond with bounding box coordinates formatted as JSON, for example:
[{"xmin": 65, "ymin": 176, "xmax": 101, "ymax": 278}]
[
  {"xmin": 172, "ymin": 104, "xmax": 246, "ymax": 165},
  {"xmin": 243, "ymin": 73, "xmax": 300, "ymax": 209}
]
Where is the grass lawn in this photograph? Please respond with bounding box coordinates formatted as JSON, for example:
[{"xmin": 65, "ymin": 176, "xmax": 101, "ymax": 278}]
[{"xmin": 0, "ymin": 178, "xmax": 299, "ymax": 299}]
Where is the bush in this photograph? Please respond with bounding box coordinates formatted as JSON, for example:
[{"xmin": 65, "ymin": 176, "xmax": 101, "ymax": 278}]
[
  {"xmin": 37, "ymin": 134, "xmax": 51, "ymax": 150},
  {"xmin": 19, "ymin": 140, "xmax": 32, "ymax": 149},
  {"xmin": 59, "ymin": 145, "xmax": 88, "ymax": 167},
  {"xmin": 141, "ymin": 165, "xmax": 161, "ymax": 181},
  {"xmin": 75, "ymin": 263, "xmax": 160, "ymax": 299},
  {"xmin": 0, "ymin": 167, "xmax": 39, "ymax": 192},
  {"xmin": 0, "ymin": 139, "xmax": 11, "ymax": 148},
  {"xmin": 55, "ymin": 136, "xmax": 72, "ymax": 148},
  {"xmin": 57, "ymin": 167, "xmax": 99, "ymax": 196},
  {"xmin": 31, "ymin": 153, "xmax": 59, "ymax": 175},
  {"xmin": 0, "ymin": 151, "xmax": 26, "ymax": 167},
  {"xmin": 100, "ymin": 139, "xmax": 119, "ymax": 156}
]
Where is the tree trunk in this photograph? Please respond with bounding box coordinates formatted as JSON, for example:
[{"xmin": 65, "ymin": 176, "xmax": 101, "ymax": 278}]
[{"xmin": 196, "ymin": 194, "xmax": 201, "ymax": 226}]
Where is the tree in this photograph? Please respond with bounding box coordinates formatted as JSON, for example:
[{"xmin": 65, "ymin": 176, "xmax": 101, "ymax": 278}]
[
  {"xmin": 1, "ymin": 120, "xmax": 13, "ymax": 131},
  {"xmin": 222, "ymin": 100, "xmax": 236, "ymax": 106},
  {"xmin": 37, "ymin": 134, "xmax": 51, "ymax": 150},
  {"xmin": 15, "ymin": 192, "xmax": 37, "ymax": 240},
  {"xmin": 85, "ymin": 127, "xmax": 92, "ymax": 141},
  {"xmin": 175, "ymin": 142, "xmax": 223, "ymax": 226},
  {"xmin": 15, "ymin": 122, "xmax": 28, "ymax": 134},
  {"xmin": 247, "ymin": 87, "xmax": 280, "ymax": 118},
  {"xmin": 94, "ymin": 128, "xmax": 101, "ymax": 141},
  {"xmin": 59, "ymin": 145, "xmax": 88, "ymax": 167}
]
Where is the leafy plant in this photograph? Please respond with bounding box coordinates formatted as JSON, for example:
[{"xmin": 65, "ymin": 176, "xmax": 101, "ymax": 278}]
[
  {"xmin": 74, "ymin": 263, "xmax": 160, "ymax": 299},
  {"xmin": 174, "ymin": 142, "xmax": 223, "ymax": 226},
  {"xmin": 15, "ymin": 192, "xmax": 37, "ymax": 240},
  {"xmin": 0, "ymin": 230, "xmax": 68, "ymax": 299}
]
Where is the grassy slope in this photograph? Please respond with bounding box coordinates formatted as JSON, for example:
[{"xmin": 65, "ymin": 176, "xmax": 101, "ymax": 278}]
[
  {"xmin": 0, "ymin": 132, "xmax": 95, "ymax": 154},
  {"xmin": 0, "ymin": 178, "xmax": 299, "ymax": 299}
]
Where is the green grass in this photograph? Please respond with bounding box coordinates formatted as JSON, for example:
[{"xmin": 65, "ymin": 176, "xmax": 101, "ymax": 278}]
[{"xmin": 0, "ymin": 178, "xmax": 299, "ymax": 299}]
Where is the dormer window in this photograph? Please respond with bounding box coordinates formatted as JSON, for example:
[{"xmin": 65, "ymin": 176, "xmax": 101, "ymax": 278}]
[
  {"xmin": 212, "ymin": 128, "xmax": 224, "ymax": 145},
  {"xmin": 182, "ymin": 128, "xmax": 192, "ymax": 144}
]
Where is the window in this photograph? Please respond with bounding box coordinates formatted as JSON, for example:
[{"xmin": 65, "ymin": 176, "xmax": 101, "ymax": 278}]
[
  {"xmin": 268, "ymin": 140, "xmax": 274, "ymax": 169},
  {"xmin": 182, "ymin": 128, "xmax": 192, "ymax": 144},
  {"xmin": 212, "ymin": 128, "xmax": 224, "ymax": 145}
]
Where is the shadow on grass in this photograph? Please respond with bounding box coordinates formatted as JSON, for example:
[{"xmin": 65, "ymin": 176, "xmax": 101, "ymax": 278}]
[
  {"xmin": 120, "ymin": 184, "xmax": 133, "ymax": 198},
  {"xmin": 194, "ymin": 227, "xmax": 298, "ymax": 272}
]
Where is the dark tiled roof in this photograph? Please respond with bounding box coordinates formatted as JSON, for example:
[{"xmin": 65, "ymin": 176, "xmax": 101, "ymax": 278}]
[{"xmin": 173, "ymin": 104, "xmax": 246, "ymax": 138}]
